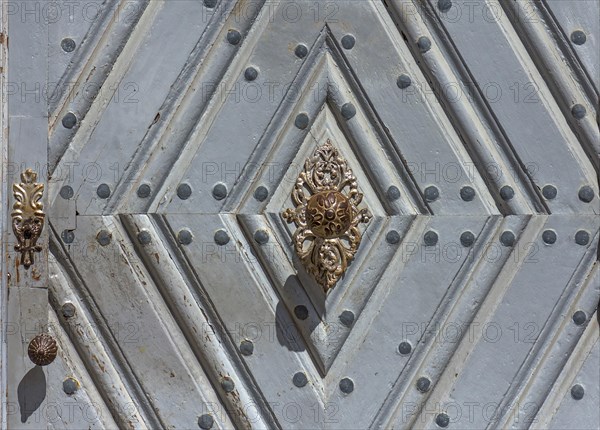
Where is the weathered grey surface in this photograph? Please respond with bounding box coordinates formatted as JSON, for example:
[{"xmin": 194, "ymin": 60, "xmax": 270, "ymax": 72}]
[{"xmin": 3, "ymin": 0, "xmax": 599, "ymax": 429}]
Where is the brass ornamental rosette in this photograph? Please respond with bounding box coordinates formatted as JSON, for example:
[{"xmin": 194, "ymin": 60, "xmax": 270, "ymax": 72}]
[
  {"xmin": 283, "ymin": 140, "xmax": 372, "ymax": 292},
  {"xmin": 28, "ymin": 334, "xmax": 58, "ymax": 366},
  {"xmin": 12, "ymin": 169, "xmax": 45, "ymax": 269}
]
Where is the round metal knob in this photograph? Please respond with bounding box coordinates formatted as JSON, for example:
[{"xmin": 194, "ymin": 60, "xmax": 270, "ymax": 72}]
[
  {"xmin": 306, "ymin": 191, "xmax": 353, "ymax": 238},
  {"xmin": 28, "ymin": 334, "xmax": 58, "ymax": 366}
]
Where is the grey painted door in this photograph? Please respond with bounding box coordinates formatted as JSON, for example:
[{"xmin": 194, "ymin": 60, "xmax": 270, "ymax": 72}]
[{"xmin": 2, "ymin": 0, "xmax": 599, "ymax": 429}]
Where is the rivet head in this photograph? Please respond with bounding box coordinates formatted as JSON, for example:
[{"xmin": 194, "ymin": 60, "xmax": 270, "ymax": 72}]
[
  {"xmin": 137, "ymin": 230, "xmax": 152, "ymax": 245},
  {"xmin": 460, "ymin": 186, "xmax": 476, "ymax": 202},
  {"xmin": 387, "ymin": 185, "xmax": 401, "ymax": 201},
  {"xmin": 137, "ymin": 184, "xmax": 151, "ymax": 198},
  {"xmin": 386, "ymin": 230, "xmax": 401, "ymax": 245},
  {"xmin": 578, "ymin": 185, "xmax": 595, "ymax": 203},
  {"xmin": 437, "ymin": 0, "xmax": 452, "ymax": 12},
  {"xmin": 96, "ymin": 183, "xmax": 111, "ymax": 199},
  {"xmin": 460, "ymin": 231, "xmax": 475, "ymax": 247},
  {"xmin": 339, "ymin": 377, "xmax": 354, "ymax": 394},
  {"xmin": 254, "ymin": 229, "xmax": 269, "ymax": 244},
  {"xmin": 397, "ymin": 74, "xmax": 411, "ymax": 89},
  {"xmin": 227, "ymin": 29, "xmax": 241, "ymax": 45},
  {"xmin": 214, "ymin": 229, "xmax": 230, "ymax": 246},
  {"xmin": 499, "ymin": 185, "xmax": 514, "ymax": 201},
  {"xmin": 177, "ymin": 229, "xmax": 193, "ymax": 245},
  {"xmin": 244, "ymin": 66, "xmax": 259, "ymax": 81},
  {"xmin": 198, "ymin": 414, "xmax": 214, "ymax": 430},
  {"xmin": 572, "ymin": 310, "xmax": 587, "ymax": 326},
  {"xmin": 61, "ymin": 229, "xmax": 75, "ymax": 244},
  {"xmin": 60, "ymin": 185, "xmax": 74, "ymax": 200},
  {"xmin": 61, "ymin": 38, "xmax": 76, "ymax": 52},
  {"xmin": 542, "ymin": 185, "xmax": 557, "ymax": 200},
  {"xmin": 416, "ymin": 377, "xmax": 431, "ymax": 393},
  {"xmin": 424, "ymin": 185, "xmax": 439, "ymax": 202},
  {"xmin": 341, "ymin": 103, "xmax": 356, "ymax": 120},
  {"xmin": 221, "ymin": 377, "xmax": 235, "ymax": 392},
  {"xmin": 96, "ymin": 230, "xmax": 112, "ymax": 246},
  {"xmin": 417, "ymin": 36, "xmax": 431, "ymax": 53},
  {"xmin": 293, "ymin": 372, "xmax": 308, "ymax": 388},
  {"xmin": 575, "ymin": 230, "xmax": 589, "ymax": 246},
  {"xmin": 177, "ymin": 183, "xmax": 192, "ymax": 200},
  {"xmin": 571, "ymin": 104, "xmax": 586, "ymax": 119},
  {"xmin": 435, "ymin": 413, "xmax": 450, "ymax": 428},
  {"xmin": 212, "ymin": 183, "xmax": 228, "ymax": 200},
  {"xmin": 63, "ymin": 377, "xmax": 79, "ymax": 395},
  {"xmin": 203, "ymin": 0, "xmax": 217, "ymax": 9},
  {"xmin": 295, "ymin": 44, "xmax": 308, "ymax": 58},
  {"xmin": 500, "ymin": 231, "xmax": 515, "ymax": 247},
  {"xmin": 571, "ymin": 384, "xmax": 585, "ymax": 400},
  {"xmin": 542, "ymin": 230, "xmax": 557, "ymax": 245},
  {"xmin": 254, "ymin": 186, "xmax": 269, "ymax": 202},
  {"xmin": 62, "ymin": 112, "xmax": 78, "ymax": 129},
  {"xmin": 28, "ymin": 334, "xmax": 58, "ymax": 366},
  {"xmin": 61, "ymin": 302, "xmax": 76, "ymax": 318},
  {"xmin": 424, "ymin": 230, "xmax": 438, "ymax": 246},
  {"xmin": 339, "ymin": 310, "xmax": 355, "ymax": 327},
  {"xmin": 240, "ymin": 339, "xmax": 254, "ymax": 356},
  {"xmin": 571, "ymin": 30, "xmax": 586, "ymax": 45},
  {"xmin": 398, "ymin": 341, "xmax": 412, "ymax": 355},
  {"xmin": 294, "ymin": 305, "xmax": 308, "ymax": 320},
  {"xmin": 341, "ymin": 34, "xmax": 355, "ymax": 50},
  {"xmin": 295, "ymin": 113, "xmax": 309, "ymax": 129}
]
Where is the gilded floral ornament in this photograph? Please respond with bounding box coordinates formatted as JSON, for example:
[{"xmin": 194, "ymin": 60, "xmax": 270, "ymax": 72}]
[
  {"xmin": 283, "ymin": 140, "xmax": 372, "ymax": 292},
  {"xmin": 12, "ymin": 169, "xmax": 45, "ymax": 269}
]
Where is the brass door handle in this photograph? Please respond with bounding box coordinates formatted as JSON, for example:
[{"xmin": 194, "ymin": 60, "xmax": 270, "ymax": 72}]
[
  {"xmin": 283, "ymin": 140, "xmax": 371, "ymax": 292},
  {"xmin": 12, "ymin": 169, "xmax": 45, "ymax": 269}
]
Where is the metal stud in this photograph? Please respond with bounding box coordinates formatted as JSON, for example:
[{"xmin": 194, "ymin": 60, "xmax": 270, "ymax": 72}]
[
  {"xmin": 397, "ymin": 74, "xmax": 411, "ymax": 89},
  {"xmin": 212, "ymin": 183, "xmax": 228, "ymax": 200},
  {"xmin": 341, "ymin": 103, "xmax": 356, "ymax": 120},
  {"xmin": 417, "ymin": 36, "xmax": 431, "ymax": 53},
  {"xmin": 386, "ymin": 230, "xmax": 401, "ymax": 245},
  {"xmin": 437, "ymin": 0, "xmax": 452, "ymax": 12},
  {"xmin": 96, "ymin": 183, "xmax": 111, "ymax": 199},
  {"xmin": 63, "ymin": 377, "xmax": 79, "ymax": 395},
  {"xmin": 60, "ymin": 185, "xmax": 74, "ymax": 200},
  {"xmin": 542, "ymin": 230, "xmax": 557, "ymax": 245},
  {"xmin": 138, "ymin": 230, "xmax": 152, "ymax": 245},
  {"xmin": 137, "ymin": 184, "xmax": 151, "ymax": 198},
  {"xmin": 571, "ymin": 384, "xmax": 584, "ymax": 400},
  {"xmin": 339, "ymin": 310, "xmax": 355, "ymax": 327},
  {"xmin": 214, "ymin": 229, "xmax": 230, "ymax": 246},
  {"xmin": 424, "ymin": 185, "xmax": 439, "ymax": 202},
  {"xmin": 295, "ymin": 44, "xmax": 308, "ymax": 58},
  {"xmin": 339, "ymin": 378, "xmax": 354, "ymax": 394},
  {"xmin": 61, "ymin": 229, "xmax": 75, "ymax": 244},
  {"xmin": 460, "ymin": 231, "xmax": 475, "ymax": 247},
  {"xmin": 240, "ymin": 339, "xmax": 254, "ymax": 356},
  {"xmin": 578, "ymin": 185, "xmax": 595, "ymax": 203},
  {"xmin": 61, "ymin": 302, "xmax": 76, "ymax": 318},
  {"xmin": 293, "ymin": 372, "xmax": 308, "ymax": 388},
  {"xmin": 61, "ymin": 38, "xmax": 76, "ymax": 53},
  {"xmin": 436, "ymin": 413, "xmax": 450, "ymax": 428},
  {"xmin": 294, "ymin": 305, "xmax": 308, "ymax": 320},
  {"xmin": 28, "ymin": 334, "xmax": 58, "ymax": 366},
  {"xmin": 499, "ymin": 185, "xmax": 514, "ymax": 201},
  {"xmin": 341, "ymin": 34, "xmax": 355, "ymax": 50},
  {"xmin": 62, "ymin": 112, "xmax": 78, "ymax": 129},
  {"xmin": 542, "ymin": 185, "xmax": 557, "ymax": 200},
  {"xmin": 254, "ymin": 186, "xmax": 269, "ymax": 202},
  {"xmin": 575, "ymin": 230, "xmax": 590, "ymax": 246},
  {"xmin": 424, "ymin": 231, "xmax": 438, "ymax": 246},
  {"xmin": 221, "ymin": 377, "xmax": 235, "ymax": 392},
  {"xmin": 254, "ymin": 229, "xmax": 269, "ymax": 244},
  {"xmin": 203, "ymin": 0, "xmax": 217, "ymax": 9},
  {"xmin": 96, "ymin": 230, "xmax": 112, "ymax": 246},
  {"xmin": 570, "ymin": 30, "xmax": 586, "ymax": 45},
  {"xmin": 227, "ymin": 29, "xmax": 241, "ymax": 45},
  {"xmin": 198, "ymin": 414, "xmax": 214, "ymax": 430},
  {"xmin": 295, "ymin": 113, "xmax": 309, "ymax": 129},
  {"xmin": 177, "ymin": 229, "xmax": 193, "ymax": 245},
  {"xmin": 572, "ymin": 310, "xmax": 587, "ymax": 326},
  {"xmin": 398, "ymin": 341, "xmax": 412, "ymax": 355},
  {"xmin": 571, "ymin": 104, "xmax": 586, "ymax": 119},
  {"xmin": 416, "ymin": 377, "xmax": 431, "ymax": 393},
  {"xmin": 244, "ymin": 66, "xmax": 258, "ymax": 81},
  {"xmin": 460, "ymin": 186, "xmax": 475, "ymax": 202},
  {"xmin": 500, "ymin": 231, "xmax": 515, "ymax": 247},
  {"xmin": 177, "ymin": 183, "xmax": 192, "ymax": 200},
  {"xmin": 387, "ymin": 185, "xmax": 401, "ymax": 201}
]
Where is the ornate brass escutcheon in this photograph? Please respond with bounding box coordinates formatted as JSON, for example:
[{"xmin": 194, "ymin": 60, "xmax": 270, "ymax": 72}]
[
  {"xmin": 283, "ymin": 140, "xmax": 372, "ymax": 292},
  {"xmin": 12, "ymin": 169, "xmax": 45, "ymax": 269}
]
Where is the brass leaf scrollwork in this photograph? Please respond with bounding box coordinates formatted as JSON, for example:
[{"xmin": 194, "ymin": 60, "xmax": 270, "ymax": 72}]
[
  {"xmin": 12, "ymin": 169, "xmax": 45, "ymax": 269},
  {"xmin": 283, "ymin": 140, "xmax": 372, "ymax": 292}
]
